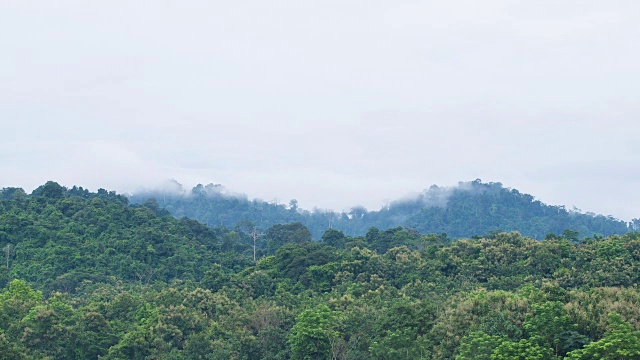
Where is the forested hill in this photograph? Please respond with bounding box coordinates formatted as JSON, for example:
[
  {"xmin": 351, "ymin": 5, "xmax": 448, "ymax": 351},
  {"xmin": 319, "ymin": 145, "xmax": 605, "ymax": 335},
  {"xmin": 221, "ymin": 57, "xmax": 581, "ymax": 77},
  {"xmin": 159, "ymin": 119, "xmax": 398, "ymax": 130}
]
[
  {"xmin": 4, "ymin": 181, "xmax": 640, "ymax": 358},
  {"xmin": 129, "ymin": 179, "xmax": 633, "ymax": 240},
  {"xmin": 0, "ymin": 181, "xmax": 253, "ymax": 292}
]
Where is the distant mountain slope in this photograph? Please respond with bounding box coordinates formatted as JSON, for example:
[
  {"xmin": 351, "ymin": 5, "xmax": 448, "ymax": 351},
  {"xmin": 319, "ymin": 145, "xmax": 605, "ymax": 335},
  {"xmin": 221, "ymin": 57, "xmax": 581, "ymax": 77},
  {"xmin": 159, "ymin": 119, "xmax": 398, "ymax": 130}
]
[
  {"xmin": 129, "ymin": 182, "xmax": 307, "ymax": 230},
  {"xmin": 367, "ymin": 180, "xmax": 630, "ymax": 239},
  {"xmin": 129, "ymin": 179, "xmax": 633, "ymax": 239}
]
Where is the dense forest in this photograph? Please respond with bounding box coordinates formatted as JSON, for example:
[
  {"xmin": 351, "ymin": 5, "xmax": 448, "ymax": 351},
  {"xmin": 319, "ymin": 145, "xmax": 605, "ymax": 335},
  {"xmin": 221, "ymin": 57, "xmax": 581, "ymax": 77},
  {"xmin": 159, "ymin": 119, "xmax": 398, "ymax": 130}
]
[
  {"xmin": 129, "ymin": 179, "xmax": 633, "ymax": 240},
  {"xmin": 2, "ymin": 182, "xmax": 640, "ymax": 359}
]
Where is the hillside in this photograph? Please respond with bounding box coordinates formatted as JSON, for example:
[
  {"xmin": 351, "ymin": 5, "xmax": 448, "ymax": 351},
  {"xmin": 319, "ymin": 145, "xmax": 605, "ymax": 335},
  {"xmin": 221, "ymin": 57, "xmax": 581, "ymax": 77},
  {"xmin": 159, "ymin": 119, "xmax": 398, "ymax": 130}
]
[
  {"xmin": 130, "ymin": 179, "xmax": 632, "ymax": 240},
  {"xmin": 3, "ymin": 182, "xmax": 640, "ymax": 358},
  {"xmin": 0, "ymin": 181, "xmax": 253, "ymax": 293}
]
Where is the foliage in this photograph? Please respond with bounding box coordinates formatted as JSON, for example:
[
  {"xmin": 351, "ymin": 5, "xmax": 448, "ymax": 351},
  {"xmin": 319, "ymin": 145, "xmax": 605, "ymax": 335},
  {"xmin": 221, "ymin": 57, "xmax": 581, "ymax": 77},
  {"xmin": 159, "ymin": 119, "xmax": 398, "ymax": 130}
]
[
  {"xmin": 0, "ymin": 182, "xmax": 640, "ymax": 358},
  {"xmin": 566, "ymin": 314, "xmax": 640, "ymax": 359},
  {"xmin": 288, "ymin": 304, "xmax": 338, "ymax": 360}
]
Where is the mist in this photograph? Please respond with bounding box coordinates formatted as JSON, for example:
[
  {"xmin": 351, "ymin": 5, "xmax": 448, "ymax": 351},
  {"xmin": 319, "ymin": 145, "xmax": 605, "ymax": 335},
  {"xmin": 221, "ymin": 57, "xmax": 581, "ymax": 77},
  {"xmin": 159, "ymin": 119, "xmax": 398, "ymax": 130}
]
[{"xmin": 2, "ymin": 1, "xmax": 639, "ymax": 221}]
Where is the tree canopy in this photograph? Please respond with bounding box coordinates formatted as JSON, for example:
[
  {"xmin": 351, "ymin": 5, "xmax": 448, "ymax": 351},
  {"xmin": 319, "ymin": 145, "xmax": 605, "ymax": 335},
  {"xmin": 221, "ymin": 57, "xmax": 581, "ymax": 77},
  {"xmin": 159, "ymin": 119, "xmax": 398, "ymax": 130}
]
[{"xmin": 1, "ymin": 182, "xmax": 640, "ymax": 359}]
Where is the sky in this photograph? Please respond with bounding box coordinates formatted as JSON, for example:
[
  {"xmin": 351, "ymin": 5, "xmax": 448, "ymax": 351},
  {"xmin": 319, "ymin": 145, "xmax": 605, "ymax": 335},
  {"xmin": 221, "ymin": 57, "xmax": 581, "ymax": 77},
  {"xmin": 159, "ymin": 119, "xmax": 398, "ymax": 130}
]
[{"xmin": 1, "ymin": 1, "xmax": 639, "ymax": 220}]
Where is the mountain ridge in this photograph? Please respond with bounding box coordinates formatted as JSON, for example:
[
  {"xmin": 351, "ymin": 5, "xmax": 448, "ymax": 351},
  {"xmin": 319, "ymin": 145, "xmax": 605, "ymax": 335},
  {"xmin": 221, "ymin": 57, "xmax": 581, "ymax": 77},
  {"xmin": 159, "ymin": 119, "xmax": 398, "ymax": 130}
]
[{"xmin": 128, "ymin": 179, "xmax": 635, "ymax": 240}]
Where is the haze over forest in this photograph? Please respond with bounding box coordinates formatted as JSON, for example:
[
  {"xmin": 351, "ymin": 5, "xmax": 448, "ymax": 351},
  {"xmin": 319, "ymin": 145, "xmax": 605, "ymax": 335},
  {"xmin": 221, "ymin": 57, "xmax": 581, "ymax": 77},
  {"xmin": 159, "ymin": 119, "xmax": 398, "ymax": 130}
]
[
  {"xmin": 129, "ymin": 179, "xmax": 635, "ymax": 240},
  {"xmin": 3, "ymin": 1, "xmax": 640, "ymax": 221}
]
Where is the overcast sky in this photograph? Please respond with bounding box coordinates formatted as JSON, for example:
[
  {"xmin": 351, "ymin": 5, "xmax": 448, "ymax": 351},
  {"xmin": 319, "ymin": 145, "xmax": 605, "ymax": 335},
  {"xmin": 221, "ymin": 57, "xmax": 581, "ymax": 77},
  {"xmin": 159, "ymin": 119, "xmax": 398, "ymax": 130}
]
[{"xmin": 1, "ymin": 1, "xmax": 639, "ymax": 220}]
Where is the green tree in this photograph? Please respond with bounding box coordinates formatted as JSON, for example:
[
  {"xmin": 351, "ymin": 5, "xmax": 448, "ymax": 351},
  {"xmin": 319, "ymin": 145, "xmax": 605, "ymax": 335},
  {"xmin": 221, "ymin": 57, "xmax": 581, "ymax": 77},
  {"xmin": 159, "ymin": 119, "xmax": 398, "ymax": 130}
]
[
  {"xmin": 321, "ymin": 229, "xmax": 346, "ymax": 248},
  {"xmin": 369, "ymin": 328, "xmax": 430, "ymax": 359},
  {"xmin": 288, "ymin": 304, "xmax": 339, "ymax": 360},
  {"xmin": 457, "ymin": 331, "xmax": 503, "ymax": 360},
  {"xmin": 75, "ymin": 311, "xmax": 117, "ymax": 359},
  {"xmin": 31, "ymin": 181, "xmax": 66, "ymax": 199},
  {"xmin": 566, "ymin": 313, "xmax": 640, "ymax": 359},
  {"xmin": 491, "ymin": 338, "xmax": 557, "ymax": 360},
  {"xmin": 266, "ymin": 222, "xmax": 312, "ymax": 254},
  {"xmin": 0, "ymin": 333, "xmax": 27, "ymax": 360},
  {"xmin": 523, "ymin": 301, "xmax": 588, "ymax": 356}
]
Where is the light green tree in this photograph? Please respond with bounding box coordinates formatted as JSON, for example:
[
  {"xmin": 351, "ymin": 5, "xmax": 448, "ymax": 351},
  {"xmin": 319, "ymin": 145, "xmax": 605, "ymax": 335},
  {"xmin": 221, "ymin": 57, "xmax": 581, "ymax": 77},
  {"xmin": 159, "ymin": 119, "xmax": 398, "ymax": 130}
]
[
  {"xmin": 288, "ymin": 304, "xmax": 339, "ymax": 360},
  {"xmin": 490, "ymin": 338, "xmax": 557, "ymax": 360},
  {"xmin": 457, "ymin": 331, "xmax": 503, "ymax": 360}
]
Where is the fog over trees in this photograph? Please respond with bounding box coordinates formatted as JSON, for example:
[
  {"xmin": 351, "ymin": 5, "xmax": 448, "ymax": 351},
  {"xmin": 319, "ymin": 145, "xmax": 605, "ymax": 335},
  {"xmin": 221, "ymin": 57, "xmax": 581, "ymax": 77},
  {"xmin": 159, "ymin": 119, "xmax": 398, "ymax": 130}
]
[{"xmin": 129, "ymin": 179, "xmax": 632, "ymax": 240}]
